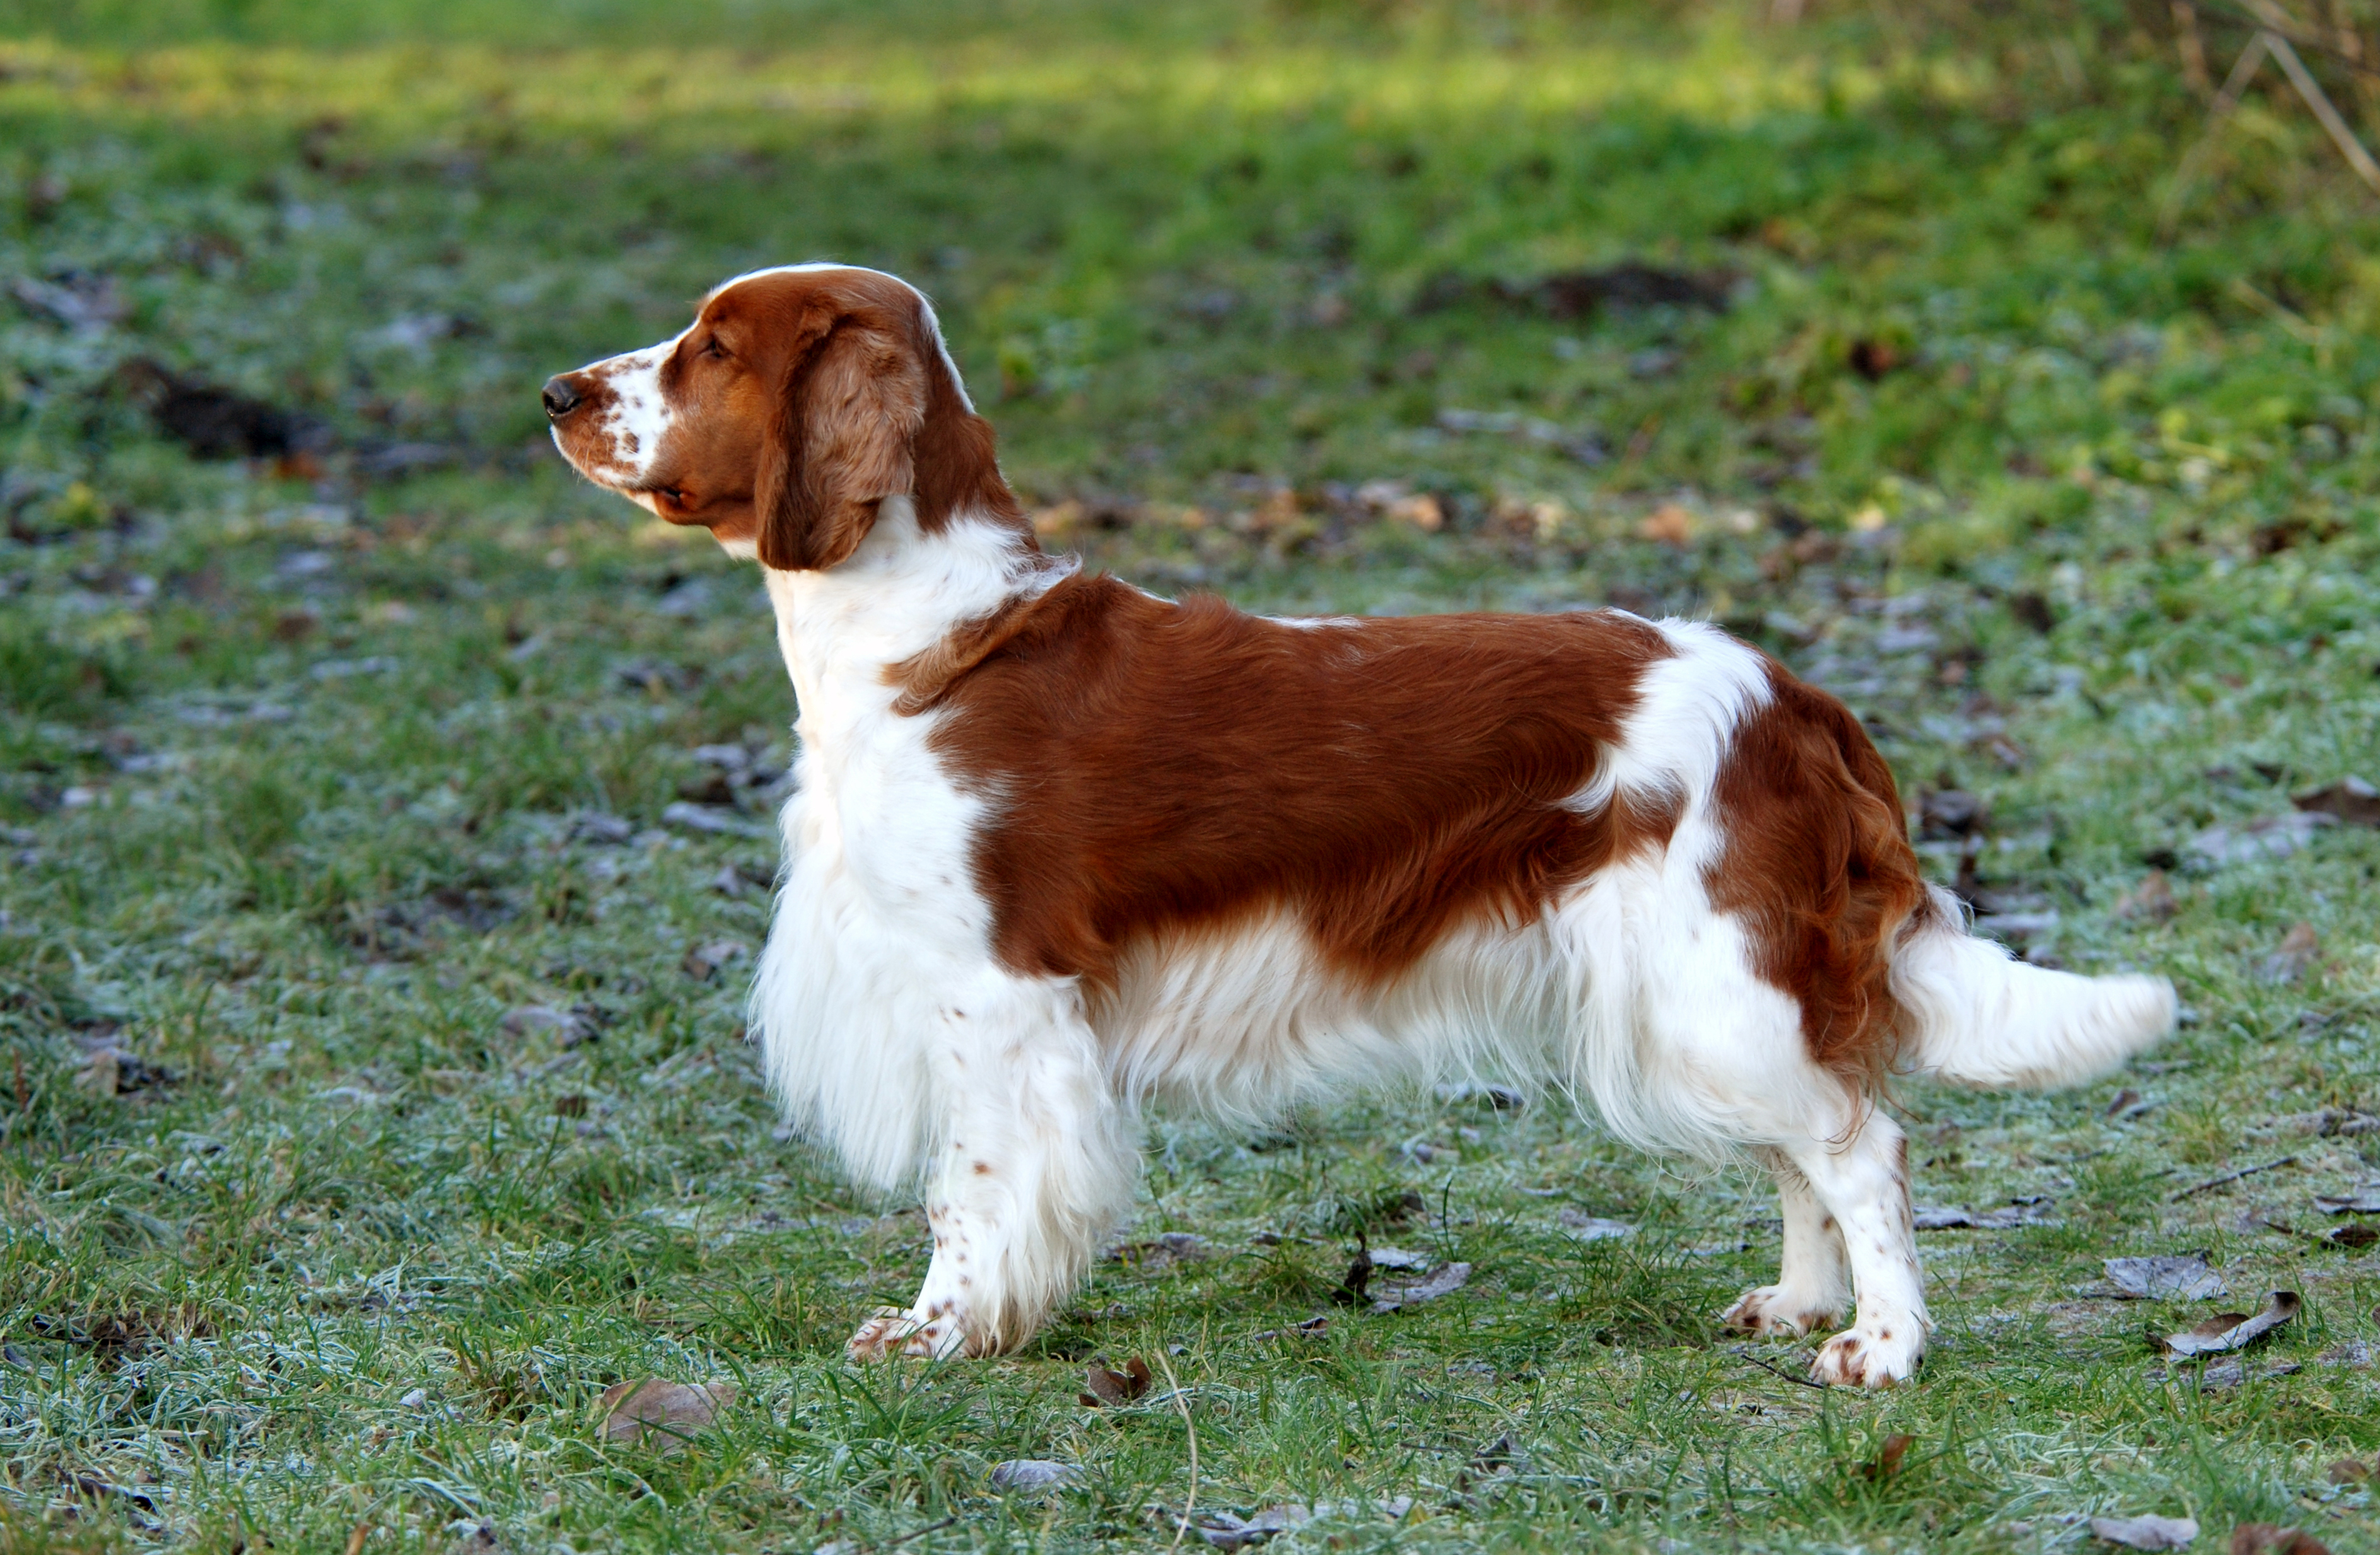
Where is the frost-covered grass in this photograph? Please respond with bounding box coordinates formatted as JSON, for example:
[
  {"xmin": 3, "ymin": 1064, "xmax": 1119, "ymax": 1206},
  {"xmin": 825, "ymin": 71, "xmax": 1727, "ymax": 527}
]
[{"xmin": 1, "ymin": 1, "xmax": 2377, "ymax": 1550}]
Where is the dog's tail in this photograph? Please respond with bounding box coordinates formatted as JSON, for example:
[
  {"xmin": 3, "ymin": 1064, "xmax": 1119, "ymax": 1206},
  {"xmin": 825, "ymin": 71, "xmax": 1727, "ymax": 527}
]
[{"xmin": 1891, "ymin": 887, "xmax": 2175, "ymax": 1089}]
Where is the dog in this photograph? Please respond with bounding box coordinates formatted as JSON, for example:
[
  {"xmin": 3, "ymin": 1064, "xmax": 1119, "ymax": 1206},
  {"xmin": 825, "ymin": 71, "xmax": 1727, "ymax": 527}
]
[{"xmin": 543, "ymin": 264, "xmax": 2174, "ymax": 1386}]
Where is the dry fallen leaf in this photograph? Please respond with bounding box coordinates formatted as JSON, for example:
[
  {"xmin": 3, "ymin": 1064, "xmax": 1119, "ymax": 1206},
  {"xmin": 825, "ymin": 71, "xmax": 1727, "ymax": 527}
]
[
  {"xmin": 1912, "ymin": 1197, "xmax": 2053, "ymax": 1231},
  {"xmin": 2322, "ymin": 1223, "xmax": 2377, "ymax": 1249},
  {"xmin": 2198, "ymin": 1358, "xmax": 2299, "ymax": 1390},
  {"xmin": 1078, "ymin": 1356, "xmax": 1153, "ymax": 1407},
  {"xmin": 2105, "ymin": 1253, "xmax": 2225, "ymax": 1301},
  {"xmin": 2106, "ymin": 1088, "xmax": 2154, "ymax": 1121},
  {"xmin": 597, "ymin": 1378, "xmax": 735, "ymax": 1452},
  {"xmin": 2115, "ymin": 870, "xmax": 2178, "ymax": 923},
  {"xmin": 1918, "ymin": 788, "xmax": 1986, "ymax": 839},
  {"xmin": 1637, "ymin": 504, "xmax": 1693, "ymax": 546},
  {"xmin": 1332, "ymin": 1245, "xmax": 1374, "ymax": 1307},
  {"xmin": 1556, "ymin": 1208, "xmax": 1633, "ymax": 1241},
  {"xmin": 2190, "ymin": 812, "xmax": 2334, "ymax": 866},
  {"xmin": 1247, "ymin": 1315, "xmax": 1330, "ymax": 1342},
  {"xmin": 2255, "ymin": 924, "xmax": 2321, "ymax": 985},
  {"xmin": 2323, "ymin": 1458, "xmax": 2372, "ymax": 1484},
  {"xmin": 2314, "ymin": 1182, "xmax": 2380, "ymax": 1214},
  {"xmin": 989, "ymin": 1459, "xmax": 1081, "ymax": 1493},
  {"xmin": 2089, "ymin": 1513, "xmax": 2199, "ymax": 1550},
  {"xmin": 2161, "ymin": 1290, "xmax": 2299, "ymax": 1358},
  {"xmin": 1368, "ymin": 1261, "xmax": 1471, "ymax": 1314},
  {"xmin": 1102, "ymin": 1233, "xmax": 1210, "ymax": 1271},
  {"xmin": 1859, "ymin": 1433, "xmax": 1914, "ymax": 1481},
  {"xmin": 682, "ymin": 940, "xmax": 749, "ymax": 981},
  {"xmin": 500, "ymin": 1005, "xmax": 588, "ymax": 1045},
  {"xmin": 2229, "ymin": 1524, "xmax": 2332, "ymax": 1555},
  {"xmin": 1193, "ymin": 1504, "xmax": 1311, "ymax": 1550},
  {"xmin": 2291, "ymin": 775, "xmax": 2380, "ymax": 827}
]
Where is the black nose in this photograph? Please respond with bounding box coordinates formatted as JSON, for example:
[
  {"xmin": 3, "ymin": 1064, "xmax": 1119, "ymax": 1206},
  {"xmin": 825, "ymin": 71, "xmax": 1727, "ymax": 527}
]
[{"xmin": 541, "ymin": 375, "xmax": 581, "ymax": 419}]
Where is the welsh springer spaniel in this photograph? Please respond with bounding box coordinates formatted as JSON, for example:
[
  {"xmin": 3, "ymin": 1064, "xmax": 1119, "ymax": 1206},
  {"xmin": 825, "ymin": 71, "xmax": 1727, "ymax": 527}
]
[{"xmin": 544, "ymin": 264, "xmax": 2173, "ymax": 1387}]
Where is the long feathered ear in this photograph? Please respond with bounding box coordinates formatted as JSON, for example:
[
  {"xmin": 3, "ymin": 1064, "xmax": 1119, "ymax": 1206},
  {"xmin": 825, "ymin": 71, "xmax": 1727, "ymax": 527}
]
[{"xmin": 754, "ymin": 305, "xmax": 928, "ymax": 573}]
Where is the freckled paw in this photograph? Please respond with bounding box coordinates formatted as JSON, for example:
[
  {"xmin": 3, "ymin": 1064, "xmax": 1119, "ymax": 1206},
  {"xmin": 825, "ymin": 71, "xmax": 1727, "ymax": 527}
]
[
  {"xmin": 1722, "ymin": 1285, "xmax": 1836, "ymax": 1339},
  {"xmin": 896, "ymin": 1313, "xmax": 967, "ymax": 1359},
  {"xmin": 846, "ymin": 1306, "xmax": 926, "ymax": 1363},
  {"xmin": 848, "ymin": 1305, "xmax": 969, "ymax": 1362},
  {"xmin": 1808, "ymin": 1325, "xmax": 1919, "ymax": 1388}
]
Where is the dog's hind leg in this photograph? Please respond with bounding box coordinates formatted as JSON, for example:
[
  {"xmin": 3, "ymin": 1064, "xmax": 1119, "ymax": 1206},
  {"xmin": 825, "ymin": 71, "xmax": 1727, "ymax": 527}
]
[
  {"xmin": 846, "ymin": 975, "xmax": 1138, "ymax": 1361},
  {"xmin": 1587, "ymin": 902, "xmax": 1926, "ymax": 1387},
  {"xmin": 1722, "ymin": 1147, "xmax": 1850, "ymax": 1339},
  {"xmin": 1776, "ymin": 1113, "xmax": 1926, "ymax": 1386}
]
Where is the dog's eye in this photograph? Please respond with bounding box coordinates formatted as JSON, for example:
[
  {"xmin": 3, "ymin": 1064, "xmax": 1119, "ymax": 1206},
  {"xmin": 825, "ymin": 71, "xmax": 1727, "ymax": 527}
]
[{"xmin": 701, "ymin": 337, "xmax": 729, "ymax": 360}]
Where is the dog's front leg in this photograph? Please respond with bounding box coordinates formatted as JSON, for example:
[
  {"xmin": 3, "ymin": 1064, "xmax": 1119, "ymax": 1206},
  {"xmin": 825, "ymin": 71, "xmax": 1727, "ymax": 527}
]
[{"xmin": 847, "ymin": 979, "xmax": 1137, "ymax": 1361}]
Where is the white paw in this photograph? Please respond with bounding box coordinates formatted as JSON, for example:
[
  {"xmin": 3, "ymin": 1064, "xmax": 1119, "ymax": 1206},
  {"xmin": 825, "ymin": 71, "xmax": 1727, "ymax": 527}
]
[
  {"xmin": 1722, "ymin": 1284, "xmax": 1842, "ymax": 1339},
  {"xmin": 1808, "ymin": 1320, "xmax": 1921, "ymax": 1388},
  {"xmin": 846, "ymin": 1305, "xmax": 966, "ymax": 1362}
]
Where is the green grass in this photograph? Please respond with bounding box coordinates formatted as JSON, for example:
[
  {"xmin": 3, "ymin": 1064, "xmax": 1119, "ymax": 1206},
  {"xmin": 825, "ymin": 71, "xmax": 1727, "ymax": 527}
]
[{"xmin": 2, "ymin": 0, "xmax": 2378, "ymax": 1549}]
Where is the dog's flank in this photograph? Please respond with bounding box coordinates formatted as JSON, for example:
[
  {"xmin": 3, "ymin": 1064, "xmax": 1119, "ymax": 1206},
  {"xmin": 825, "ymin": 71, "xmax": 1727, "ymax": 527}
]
[{"xmin": 544, "ymin": 264, "xmax": 2176, "ymax": 1384}]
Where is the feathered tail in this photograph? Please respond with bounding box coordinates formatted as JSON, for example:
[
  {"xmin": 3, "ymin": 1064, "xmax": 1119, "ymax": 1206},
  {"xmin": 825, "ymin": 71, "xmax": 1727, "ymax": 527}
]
[{"xmin": 1893, "ymin": 887, "xmax": 2176, "ymax": 1088}]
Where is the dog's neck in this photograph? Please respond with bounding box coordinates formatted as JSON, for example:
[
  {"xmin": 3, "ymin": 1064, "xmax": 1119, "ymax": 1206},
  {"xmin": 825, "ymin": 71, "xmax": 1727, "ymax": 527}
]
[{"xmin": 756, "ymin": 497, "xmax": 1067, "ymax": 749}]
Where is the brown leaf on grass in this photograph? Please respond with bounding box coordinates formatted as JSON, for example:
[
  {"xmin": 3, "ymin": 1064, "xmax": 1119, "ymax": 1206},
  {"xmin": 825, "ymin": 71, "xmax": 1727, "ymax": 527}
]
[
  {"xmin": 2104, "ymin": 1253, "xmax": 2225, "ymax": 1301},
  {"xmin": 2321, "ymin": 1223, "xmax": 2377, "ymax": 1249},
  {"xmin": 2089, "ymin": 1513, "xmax": 2198, "ymax": 1549},
  {"xmin": 1637, "ymin": 504, "xmax": 1693, "ymax": 547},
  {"xmin": 2229, "ymin": 1525, "xmax": 2332, "ymax": 1555},
  {"xmin": 1331, "ymin": 1245, "xmax": 1374, "ymax": 1307},
  {"xmin": 2115, "ymin": 870, "xmax": 2178, "ymax": 923},
  {"xmin": 501, "ymin": 1005, "xmax": 588, "ymax": 1045},
  {"xmin": 1102, "ymin": 1233, "xmax": 1210, "ymax": 1271},
  {"xmin": 2106, "ymin": 1088, "xmax": 2154, "ymax": 1120},
  {"xmin": 598, "ymin": 1378, "xmax": 736, "ymax": 1451},
  {"xmin": 681, "ymin": 940, "xmax": 748, "ymax": 981},
  {"xmin": 2161, "ymin": 1291, "xmax": 2299, "ymax": 1357},
  {"xmin": 73, "ymin": 1045, "xmax": 174, "ymax": 1096},
  {"xmin": 1848, "ymin": 338, "xmax": 1902, "ymax": 380},
  {"xmin": 2198, "ymin": 1358, "xmax": 2299, "ymax": 1390},
  {"xmin": 1859, "ymin": 1433, "xmax": 1914, "ymax": 1481},
  {"xmin": 1368, "ymin": 1261, "xmax": 1470, "ymax": 1314},
  {"xmin": 2323, "ymin": 1458, "xmax": 2372, "ymax": 1484},
  {"xmin": 1247, "ymin": 1315, "xmax": 1330, "ymax": 1342},
  {"xmin": 2256, "ymin": 924, "xmax": 2321, "ymax": 985},
  {"xmin": 1078, "ymin": 1356, "xmax": 1152, "ymax": 1407},
  {"xmin": 1912, "ymin": 1197, "xmax": 2053, "ymax": 1230},
  {"xmin": 2190, "ymin": 812, "xmax": 2333, "ymax": 866},
  {"xmin": 2292, "ymin": 775, "xmax": 2380, "ymax": 827},
  {"xmin": 1918, "ymin": 788, "xmax": 1986, "ymax": 839},
  {"xmin": 2314, "ymin": 1182, "xmax": 2380, "ymax": 1214},
  {"xmin": 989, "ymin": 1458, "xmax": 1081, "ymax": 1493}
]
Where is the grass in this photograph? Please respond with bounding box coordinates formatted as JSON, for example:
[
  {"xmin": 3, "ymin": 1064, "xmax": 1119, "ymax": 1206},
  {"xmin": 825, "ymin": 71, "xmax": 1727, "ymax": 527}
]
[{"xmin": 1, "ymin": 0, "xmax": 2377, "ymax": 1548}]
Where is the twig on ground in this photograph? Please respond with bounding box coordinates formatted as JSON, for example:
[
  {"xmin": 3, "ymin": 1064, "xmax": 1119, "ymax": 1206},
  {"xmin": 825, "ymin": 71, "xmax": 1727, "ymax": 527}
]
[
  {"xmin": 2159, "ymin": 29, "xmax": 2272, "ymax": 235},
  {"xmin": 1155, "ymin": 1348, "xmax": 1198, "ymax": 1553},
  {"xmin": 2175, "ymin": 1, "xmax": 2214, "ymax": 93},
  {"xmin": 2229, "ymin": 277, "xmax": 2331, "ymax": 361},
  {"xmin": 2171, "ymin": 1156, "xmax": 2297, "ymax": 1201},
  {"xmin": 2245, "ymin": 3, "xmax": 2380, "ymax": 194},
  {"xmin": 2195, "ymin": 0, "xmax": 2380, "ymax": 78},
  {"xmin": 1727, "ymin": 1345, "xmax": 1827, "ymax": 1390},
  {"xmin": 879, "ymin": 1517, "xmax": 959, "ymax": 1549}
]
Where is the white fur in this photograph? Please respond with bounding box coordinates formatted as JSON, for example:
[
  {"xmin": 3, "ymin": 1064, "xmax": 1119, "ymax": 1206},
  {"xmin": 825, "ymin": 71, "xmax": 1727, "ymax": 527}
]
[
  {"xmin": 1896, "ymin": 885, "xmax": 2178, "ymax": 1088},
  {"xmin": 552, "ymin": 333, "xmax": 681, "ymax": 488},
  {"xmin": 552, "ymin": 265, "xmax": 2174, "ymax": 1384}
]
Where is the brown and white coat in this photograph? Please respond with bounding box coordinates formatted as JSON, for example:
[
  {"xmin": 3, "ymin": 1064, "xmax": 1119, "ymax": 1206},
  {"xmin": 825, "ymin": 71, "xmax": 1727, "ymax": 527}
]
[{"xmin": 545, "ymin": 265, "xmax": 2173, "ymax": 1386}]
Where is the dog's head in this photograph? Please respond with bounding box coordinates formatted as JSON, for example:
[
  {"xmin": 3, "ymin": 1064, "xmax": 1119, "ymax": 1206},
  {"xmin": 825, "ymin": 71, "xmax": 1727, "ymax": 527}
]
[{"xmin": 542, "ymin": 264, "xmax": 1017, "ymax": 569}]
